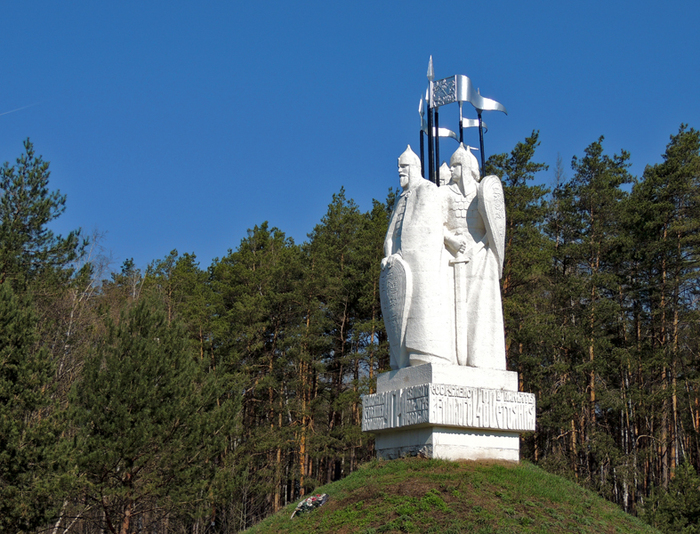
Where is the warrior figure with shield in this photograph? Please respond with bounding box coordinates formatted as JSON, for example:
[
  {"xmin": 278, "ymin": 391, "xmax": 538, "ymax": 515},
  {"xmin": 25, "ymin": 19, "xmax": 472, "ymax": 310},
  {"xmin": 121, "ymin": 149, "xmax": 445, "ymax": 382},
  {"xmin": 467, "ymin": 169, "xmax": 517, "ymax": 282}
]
[
  {"xmin": 441, "ymin": 143, "xmax": 506, "ymax": 370},
  {"xmin": 381, "ymin": 146, "xmax": 451, "ymax": 369}
]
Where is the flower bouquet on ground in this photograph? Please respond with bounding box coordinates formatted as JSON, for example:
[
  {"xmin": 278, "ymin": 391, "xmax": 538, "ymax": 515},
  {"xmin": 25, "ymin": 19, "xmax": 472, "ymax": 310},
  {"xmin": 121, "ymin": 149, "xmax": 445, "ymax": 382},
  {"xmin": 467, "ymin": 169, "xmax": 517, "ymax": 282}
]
[{"xmin": 290, "ymin": 493, "xmax": 329, "ymax": 518}]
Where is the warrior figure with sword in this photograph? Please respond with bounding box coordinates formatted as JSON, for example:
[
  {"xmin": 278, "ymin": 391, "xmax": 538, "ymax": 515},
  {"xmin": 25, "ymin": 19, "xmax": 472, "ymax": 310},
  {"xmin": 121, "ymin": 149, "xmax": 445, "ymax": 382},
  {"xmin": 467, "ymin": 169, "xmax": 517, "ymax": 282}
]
[{"xmin": 441, "ymin": 143, "xmax": 506, "ymax": 370}]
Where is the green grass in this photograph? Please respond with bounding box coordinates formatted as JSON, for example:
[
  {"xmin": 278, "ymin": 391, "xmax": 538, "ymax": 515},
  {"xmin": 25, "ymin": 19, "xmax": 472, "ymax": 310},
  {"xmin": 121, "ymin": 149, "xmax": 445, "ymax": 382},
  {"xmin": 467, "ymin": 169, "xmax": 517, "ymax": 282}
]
[{"xmin": 245, "ymin": 458, "xmax": 659, "ymax": 534}]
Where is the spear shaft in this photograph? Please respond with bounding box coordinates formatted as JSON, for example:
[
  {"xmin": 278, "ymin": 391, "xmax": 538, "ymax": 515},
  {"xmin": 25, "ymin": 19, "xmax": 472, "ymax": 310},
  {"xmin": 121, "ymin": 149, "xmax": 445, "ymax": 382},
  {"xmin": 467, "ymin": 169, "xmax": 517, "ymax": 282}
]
[
  {"xmin": 478, "ymin": 110, "xmax": 485, "ymax": 176},
  {"xmin": 420, "ymin": 129, "xmax": 425, "ymax": 178},
  {"xmin": 427, "ymin": 100, "xmax": 435, "ymax": 183},
  {"xmin": 434, "ymin": 107, "xmax": 441, "ymax": 185},
  {"xmin": 426, "ymin": 56, "xmax": 436, "ymax": 183}
]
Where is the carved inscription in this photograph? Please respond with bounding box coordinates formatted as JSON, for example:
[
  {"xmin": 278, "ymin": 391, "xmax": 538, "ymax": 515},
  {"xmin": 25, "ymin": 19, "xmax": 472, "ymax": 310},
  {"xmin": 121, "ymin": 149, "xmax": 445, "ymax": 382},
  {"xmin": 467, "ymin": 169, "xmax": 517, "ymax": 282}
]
[
  {"xmin": 490, "ymin": 182, "xmax": 505, "ymax": 221},
  {"xmin": 379, "ymin": 256, "xmax": 410, "ymax": 369},
  {"xmin": 430, "ymin": 384, "xmax": 535, "ymax": 432},
  {"xmin": 362, "ymin": 383, "xmax": 536, "ymax": 432},
  {"xmin": 362, "ymin": 385, "xmax": 430, "ymax": 431}
]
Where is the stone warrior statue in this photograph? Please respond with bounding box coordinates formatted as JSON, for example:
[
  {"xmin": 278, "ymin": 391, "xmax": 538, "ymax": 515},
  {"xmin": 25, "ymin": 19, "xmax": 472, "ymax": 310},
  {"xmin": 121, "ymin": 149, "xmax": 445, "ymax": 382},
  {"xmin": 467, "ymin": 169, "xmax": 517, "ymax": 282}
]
[
  {"xmin": 441, "ymin": 143, "xmax": 506, "ymax": 370},
  {"xmin": 380, "ymin": 144, "xmax": 507, "ymax": 371},
  {"xmin": 380, "ymin": 146, "xmax": 451, "ymax": 369}
]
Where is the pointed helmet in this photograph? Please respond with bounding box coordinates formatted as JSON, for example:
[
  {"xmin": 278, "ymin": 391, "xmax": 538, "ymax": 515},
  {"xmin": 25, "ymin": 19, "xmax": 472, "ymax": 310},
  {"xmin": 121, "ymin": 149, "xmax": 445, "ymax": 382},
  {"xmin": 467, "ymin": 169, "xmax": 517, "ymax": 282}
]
[
  {"xmin": 450, "ymin": 143, "xmax": 479, "ymax": 179},
  {"xmin": 398, "ymin": 145, "xmax": 421, "ymax": 168}
]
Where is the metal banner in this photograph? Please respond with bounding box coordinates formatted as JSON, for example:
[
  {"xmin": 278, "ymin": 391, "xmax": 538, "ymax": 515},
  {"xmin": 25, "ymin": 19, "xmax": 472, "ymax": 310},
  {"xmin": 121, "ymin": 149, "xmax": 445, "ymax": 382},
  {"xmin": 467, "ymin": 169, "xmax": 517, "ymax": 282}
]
[
  {"xmin": 455, "ymin": 75, "xmax": 507, "ymax": 114},
  {"xmin": 420, "ymin": 57, "xmax": 507, "ymax": 186},
  {"xmin": 432, "ymin": 76, "xmax": 457, "ymax": 107},
  {"xmin": 462, "ymin": 117, "xmax": 487, "ymax": 132},
  {"xmin": 431, "ymin": 75, "xmax": 507, "ymax": 114}
]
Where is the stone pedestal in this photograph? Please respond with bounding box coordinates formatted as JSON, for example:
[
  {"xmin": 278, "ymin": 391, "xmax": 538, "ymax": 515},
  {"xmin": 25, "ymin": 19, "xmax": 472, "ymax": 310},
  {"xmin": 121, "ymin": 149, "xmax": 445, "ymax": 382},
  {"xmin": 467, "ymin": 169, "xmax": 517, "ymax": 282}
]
[{"xmin": 361, "ymin": 364, "xmax": 536, "ymax": 461}]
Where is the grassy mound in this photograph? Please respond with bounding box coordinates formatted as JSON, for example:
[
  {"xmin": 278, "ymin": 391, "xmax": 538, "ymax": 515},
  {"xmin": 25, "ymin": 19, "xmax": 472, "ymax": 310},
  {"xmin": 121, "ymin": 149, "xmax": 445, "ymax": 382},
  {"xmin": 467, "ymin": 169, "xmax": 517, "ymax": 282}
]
[{"xmin": 246, "ymin": 458, "xmax": 658, "ymax": 533}]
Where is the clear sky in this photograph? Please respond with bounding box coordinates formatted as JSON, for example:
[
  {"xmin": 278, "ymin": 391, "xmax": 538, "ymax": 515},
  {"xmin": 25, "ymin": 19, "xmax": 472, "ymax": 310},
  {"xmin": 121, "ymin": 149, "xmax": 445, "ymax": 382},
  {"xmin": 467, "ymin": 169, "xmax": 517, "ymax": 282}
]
[{"xmin": 1, "ymin": 1, "xmax": 698, "ymax": 272}]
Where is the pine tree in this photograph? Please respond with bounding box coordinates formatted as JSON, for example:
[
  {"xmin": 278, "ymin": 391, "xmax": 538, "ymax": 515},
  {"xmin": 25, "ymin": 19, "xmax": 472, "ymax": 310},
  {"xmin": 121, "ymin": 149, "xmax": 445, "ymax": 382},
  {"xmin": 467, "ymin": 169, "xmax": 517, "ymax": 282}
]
[
  {"xmin": 209, "ymin": 223, "xmax": 304, "ymax": 525},
  {"xmin": 0, "ymin": 139, "xmax": 92, "ymax": 416},
  {"xmin": 305, "ymin": 188, "xmax": 369, "ymax": 483},
  {"xmin": 644, "ymin": 462, "xmax": 700, "ymax": 533},
  {"xmin": 0, "ymin": 283, "xmax": 59, "ymax": 532},
  {"xmin": 628, "ymin": 125, "xmax": 700, "ymax": 488},
  {"xmin": 485, "ymin": 131, "xmax": 551, "ymax": 460},
  {"xmin": 0, "ymin": 139, "xmax": 85, "ymax": 289},
  {"xmin": 543, "ymin": 137, "xmax": 633, "ymax": 484},
  {"xmin": 69, "ymin": 298, "xmax": 217, "ymax": 534},
  {"xmin": 484, "ymin": 132, "xmax": 550, "ymax": 361}
]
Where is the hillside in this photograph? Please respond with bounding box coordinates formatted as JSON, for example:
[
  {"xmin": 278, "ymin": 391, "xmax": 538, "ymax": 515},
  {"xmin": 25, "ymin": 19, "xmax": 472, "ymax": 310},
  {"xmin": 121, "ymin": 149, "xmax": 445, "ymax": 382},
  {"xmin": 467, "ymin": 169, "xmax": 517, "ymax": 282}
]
[{"xmin": 245, "ymin": 458, "xmax": 658, "ymax": 534}]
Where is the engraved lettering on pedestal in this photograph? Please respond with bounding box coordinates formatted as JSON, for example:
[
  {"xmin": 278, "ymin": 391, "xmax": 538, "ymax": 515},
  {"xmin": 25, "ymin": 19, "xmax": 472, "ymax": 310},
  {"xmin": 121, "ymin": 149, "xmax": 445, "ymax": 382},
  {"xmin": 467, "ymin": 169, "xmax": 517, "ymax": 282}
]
[
  {"xmin": 428, "ymin": 383, "xmax": 535, "ymax": 432},
  {"xmin": 361, "ymin": 392, "xmax": 386, "ymax": 431},
  {"xmin": 361, "ymin": 385, "xmax": 431, "ymax": 432},
  {"xmin": 365, "ymin": 383, "xmax": 535, "ymax": 433}
]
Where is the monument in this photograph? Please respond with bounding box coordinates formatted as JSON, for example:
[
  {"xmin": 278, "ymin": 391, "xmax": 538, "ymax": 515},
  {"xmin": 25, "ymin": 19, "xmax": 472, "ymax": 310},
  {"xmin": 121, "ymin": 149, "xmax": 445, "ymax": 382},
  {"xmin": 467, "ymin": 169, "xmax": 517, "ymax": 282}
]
[{"xmin": 362, "ymin": 59, "xmax": 536, "ymax": 461}]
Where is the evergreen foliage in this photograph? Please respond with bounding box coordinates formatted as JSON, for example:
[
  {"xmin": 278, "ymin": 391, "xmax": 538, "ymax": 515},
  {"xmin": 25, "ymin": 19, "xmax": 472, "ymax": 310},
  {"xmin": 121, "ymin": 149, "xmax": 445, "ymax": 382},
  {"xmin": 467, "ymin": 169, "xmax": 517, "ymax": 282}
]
[
  {"xmin": 644, "ymin": 462, "xmax": 700, "ymax": 533},
  {"xmin": 0, "ymin": 139, "xmax": 84, "ymax": 289},
  {"xmin": 0, "ymin": 283, "xmax": 59, "ymax": 532},
  {"xmin": 69, "ymin": 299, "xmax": 218, "ymax": 533},
  {"xmin": 5, "ymin": 128, "xmax": 700, "ymax": 533}
]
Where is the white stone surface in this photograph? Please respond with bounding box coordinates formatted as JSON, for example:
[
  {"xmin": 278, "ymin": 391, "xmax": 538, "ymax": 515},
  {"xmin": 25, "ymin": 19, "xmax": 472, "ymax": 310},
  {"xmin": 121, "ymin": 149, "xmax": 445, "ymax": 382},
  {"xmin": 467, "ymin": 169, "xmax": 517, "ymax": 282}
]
[
  {"xmin": 362, "ymin": 382, "xmax": 535, "ymax": 433},
  {"xmin": 380, "ymin": 144, "xmax": 508, "ymax": 370},
  {"xmin": 441, "ymin": 144, "xmax": 506, "ymax": 370},
  {"xmin": 374, "ymin": 427, "xmax": 520, "ymax": 462},
  {"xmin": 438, "ymin": 161, "xmax": 451, "ymax": 186},
  {"xmin": 363, "ymin": 363, "xmax": 535, "ymax": 461},
  {"xmin": 381, "ymin": 146, "xmax": 451, "ymax": 369},
  {"xmin": 377, "ymin": 363, "xmax": 517, "ymax": 392},
  {"xmin": 369, "ymin": 145, "xmax": 534, "ymax": 462}
]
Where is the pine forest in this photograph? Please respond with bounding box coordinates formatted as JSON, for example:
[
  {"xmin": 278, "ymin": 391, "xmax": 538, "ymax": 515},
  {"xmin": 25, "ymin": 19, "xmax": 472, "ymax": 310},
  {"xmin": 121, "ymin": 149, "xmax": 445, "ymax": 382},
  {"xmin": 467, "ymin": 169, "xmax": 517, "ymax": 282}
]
[{"xmin": 2, "ymin": 125, "xmax": 700, "ymax": 534}]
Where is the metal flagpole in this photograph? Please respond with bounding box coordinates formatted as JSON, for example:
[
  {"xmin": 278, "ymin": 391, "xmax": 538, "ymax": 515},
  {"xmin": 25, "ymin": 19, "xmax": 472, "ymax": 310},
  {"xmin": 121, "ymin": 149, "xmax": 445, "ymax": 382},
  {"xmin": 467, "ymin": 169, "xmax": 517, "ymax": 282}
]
[
  {"xmin": 427, "ymin": 101, "xmax": 434, "ymax": 183},
  {"xmin": 434, "ymin": 107, "xmax": 440, "ymax": 185},
  {"xmin": 478, "ymin": 110, "xmax": 486, "ymax": 176},
  {"xmin": 420, "ymin": 127, "xmax": 425, "ymax": 178},
  {"xmin": 418, "ymin": 96, "xmax": 425, "ymax": 178},
  {"xmin": 419, "ymin": 63, "xmax": 506, "ymax": 181},
  {"xmin": 426, "ymin": 56, "xmax": 435, "ymax": 183}
]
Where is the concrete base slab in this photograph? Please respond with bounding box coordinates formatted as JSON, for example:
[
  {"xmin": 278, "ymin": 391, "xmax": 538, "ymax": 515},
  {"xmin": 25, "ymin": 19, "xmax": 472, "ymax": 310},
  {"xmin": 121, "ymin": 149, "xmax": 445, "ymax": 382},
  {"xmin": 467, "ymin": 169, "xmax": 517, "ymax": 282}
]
[
  {"xmin": 375, "ymin": 426, "xmax": 520, "ymax": 462},
  {"xmin": 377, "ymin": 363, "xmax": 518, "ymax": 393}
]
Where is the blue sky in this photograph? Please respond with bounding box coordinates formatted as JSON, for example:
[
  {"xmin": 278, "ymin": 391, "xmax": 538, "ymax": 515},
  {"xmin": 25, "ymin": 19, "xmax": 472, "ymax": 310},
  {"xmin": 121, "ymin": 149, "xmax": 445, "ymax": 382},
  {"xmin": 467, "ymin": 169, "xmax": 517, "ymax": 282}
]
[{"xmin": 1, "ymin": 1, "xmax": 698, "ymax": 272}]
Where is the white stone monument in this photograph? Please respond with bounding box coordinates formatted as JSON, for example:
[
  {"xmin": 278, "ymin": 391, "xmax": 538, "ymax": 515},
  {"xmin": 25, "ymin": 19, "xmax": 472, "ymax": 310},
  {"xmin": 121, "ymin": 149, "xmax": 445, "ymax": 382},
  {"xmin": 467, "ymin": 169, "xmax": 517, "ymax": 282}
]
[{"xmin": 362, "ymin": 144, "xmax": 536, "ymax": 462}]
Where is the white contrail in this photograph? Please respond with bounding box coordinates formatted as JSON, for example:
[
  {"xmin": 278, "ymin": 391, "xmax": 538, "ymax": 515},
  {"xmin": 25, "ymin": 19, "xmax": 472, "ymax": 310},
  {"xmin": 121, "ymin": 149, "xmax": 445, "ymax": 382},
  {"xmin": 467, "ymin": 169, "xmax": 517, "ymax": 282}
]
[{"xmin": 0, "ymin": 102, "xmax": 41, "ymax": 117}]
